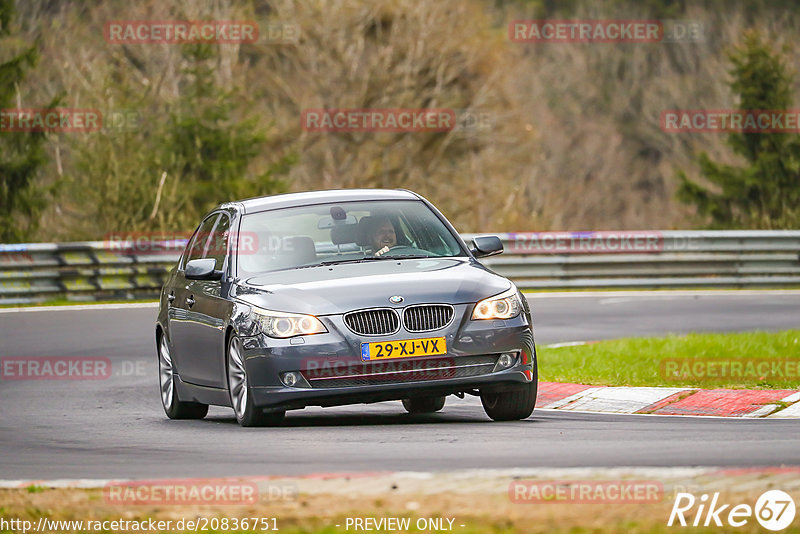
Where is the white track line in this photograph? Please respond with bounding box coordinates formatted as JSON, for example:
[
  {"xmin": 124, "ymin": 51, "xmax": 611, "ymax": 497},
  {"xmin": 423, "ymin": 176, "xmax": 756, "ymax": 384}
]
[
  {"xmin": 0, "ymin": 302, "xmax": 159, "ymax": 313},
  {"xmin": 536, "ymin": 408, "xmax": 799, "ymax": 420},
  {"xmin": 2, "ymin": 289, "xmax": 798, "ymax": 313},
  {"xmin": 0, "ymin": 467, "xmax": 724, "ymax": 489},
  {"xmin": 540, "ymin": 341, "xmax": 590, "ymax": 349},
  {"xmin": 526, "ymin": 289, "xmax": 800, "ymax": 298}
]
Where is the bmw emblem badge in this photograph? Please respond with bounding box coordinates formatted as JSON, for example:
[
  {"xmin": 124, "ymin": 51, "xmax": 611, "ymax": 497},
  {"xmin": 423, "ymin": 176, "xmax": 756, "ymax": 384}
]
[{"xmin": 389, "ymin": 295, "xmax": 404, "ymax": 304}]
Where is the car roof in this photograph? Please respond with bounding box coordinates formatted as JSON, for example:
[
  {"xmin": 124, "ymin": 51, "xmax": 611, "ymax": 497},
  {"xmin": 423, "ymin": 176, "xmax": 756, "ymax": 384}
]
[{"xmin": 226, "ymin": 189, "xmax": 422, "ymax": 214}]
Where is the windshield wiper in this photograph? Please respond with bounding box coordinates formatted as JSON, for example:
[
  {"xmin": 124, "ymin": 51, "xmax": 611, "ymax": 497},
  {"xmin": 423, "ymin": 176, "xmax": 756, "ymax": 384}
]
[
  {"xmin": 318, "ymin": 257, "xmax": 387, "ymax": 266},
  {"xmin": 264, "ymin": 257, "xmax": 388, "ymax": 270},
  {"xmin": 249, "ymin": 255, "xmax": 430, "ymax": 273},
  {"xmin": 379, "ymin": 254, "xmax": 431, "ymax": 260},
  {"xmin": 321, "ymin": 254, "xmax": 432, "ymax": 264}
]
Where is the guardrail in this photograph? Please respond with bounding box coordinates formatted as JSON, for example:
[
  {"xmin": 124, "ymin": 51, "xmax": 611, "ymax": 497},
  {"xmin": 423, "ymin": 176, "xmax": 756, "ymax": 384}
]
[
  {"xmin": 0, "ymin": 241, "xmax": 182, "ymax": 305},
  {"xmin": 465, "ymin": 230, "xmax": 800, "ymax": 290},
  {"xmin": 1, "ymin": 230, "xmax": 799, "ymax": 304}
]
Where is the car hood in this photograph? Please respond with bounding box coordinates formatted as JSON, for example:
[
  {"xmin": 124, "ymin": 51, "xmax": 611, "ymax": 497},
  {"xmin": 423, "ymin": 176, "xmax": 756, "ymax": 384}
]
[{"xmin": 234, "ymin": 258, "xmax": 512, "ymax": 315}]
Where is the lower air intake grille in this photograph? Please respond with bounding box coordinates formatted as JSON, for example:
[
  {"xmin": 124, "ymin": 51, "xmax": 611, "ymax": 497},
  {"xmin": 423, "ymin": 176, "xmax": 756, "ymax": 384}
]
[{"xmin": 304, "ymin": 355, "xmax": 499, "ymax": 388}]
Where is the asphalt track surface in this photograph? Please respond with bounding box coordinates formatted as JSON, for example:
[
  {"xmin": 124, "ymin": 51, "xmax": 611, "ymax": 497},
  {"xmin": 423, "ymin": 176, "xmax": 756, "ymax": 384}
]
[{"xmin": 1, "ymin": 291, "xmax": 799, "ymax": 479}]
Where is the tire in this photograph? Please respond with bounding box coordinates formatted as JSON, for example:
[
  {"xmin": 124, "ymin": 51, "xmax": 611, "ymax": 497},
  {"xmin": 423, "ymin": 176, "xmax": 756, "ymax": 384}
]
[
  {"xmin": 480, "ymin": 362, "xmax": 538, "ymax": 421},
  {"xmin": 227, "ymin": 335, "xmax": 285, "ymax": 427},
  {"xmin": 158, "ymin": 332, "xmax": 208, "ymax": 419},
  {"xmin": 402, "ymin": 396, "xmax": 446, "ymax": 414}
]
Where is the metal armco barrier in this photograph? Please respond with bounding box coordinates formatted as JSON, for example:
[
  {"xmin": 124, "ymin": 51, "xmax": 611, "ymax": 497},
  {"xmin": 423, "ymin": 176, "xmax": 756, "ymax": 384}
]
[
  {"xmin": 1, "ymin": 230, "xmax": 799, "ymax": 304},
  {"xmin": 464, "ymin": 230, "xmax": 800, "ymax": 290},
  {"xmin": 0, "ymin": 241, "xmax": 182, "ymax": 305}
]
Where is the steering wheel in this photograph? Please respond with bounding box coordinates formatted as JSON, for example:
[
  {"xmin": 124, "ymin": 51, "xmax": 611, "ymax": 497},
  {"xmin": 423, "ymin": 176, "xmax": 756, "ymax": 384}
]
[{"xmin": 374, "ymin": 245, "xmax": 427, "ymax": 257}]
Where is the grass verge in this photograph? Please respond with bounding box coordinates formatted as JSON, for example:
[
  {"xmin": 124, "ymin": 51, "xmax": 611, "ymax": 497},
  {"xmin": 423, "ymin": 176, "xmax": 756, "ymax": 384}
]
[{"xmin": 538, "ymin": 330, "xmax": 800, "ymax": 389}]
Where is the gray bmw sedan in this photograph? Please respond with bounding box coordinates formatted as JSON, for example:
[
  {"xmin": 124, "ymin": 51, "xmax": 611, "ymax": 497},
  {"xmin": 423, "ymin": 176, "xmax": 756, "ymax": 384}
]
[{"xmin": 156, "ymin": 189, "xmax": 537, "ymax": 426}]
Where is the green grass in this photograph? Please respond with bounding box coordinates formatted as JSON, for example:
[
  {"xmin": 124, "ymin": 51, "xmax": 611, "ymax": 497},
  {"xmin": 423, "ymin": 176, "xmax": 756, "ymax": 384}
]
[{"xmin": 538, "ymin": 330, "xmax": 800, "ymax": 389}]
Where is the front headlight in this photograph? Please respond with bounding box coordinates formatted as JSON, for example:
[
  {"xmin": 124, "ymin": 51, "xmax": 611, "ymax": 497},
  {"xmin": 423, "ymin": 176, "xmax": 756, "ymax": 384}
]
[
  {"xmin": 251, "ymin": 307, "xmax": 327, "ymax": 338},
  {"xmin": 471, "ymin": 286, "xmax": 522, "ymax": 320}
]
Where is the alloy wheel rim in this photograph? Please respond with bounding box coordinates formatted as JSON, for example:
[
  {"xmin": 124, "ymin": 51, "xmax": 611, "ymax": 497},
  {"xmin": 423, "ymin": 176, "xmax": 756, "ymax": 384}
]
[
  {"xmin": 158, "ymin": 336, "xmax": 174, "ymax": 410},
  {"xmin": 228, "ymin": 338, "xmax": 248, "ymax": 419}
]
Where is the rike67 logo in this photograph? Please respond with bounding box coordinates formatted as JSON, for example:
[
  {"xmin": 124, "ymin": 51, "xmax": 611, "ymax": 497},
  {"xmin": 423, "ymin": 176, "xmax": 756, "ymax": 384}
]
[{"xmin": 668, "ymin": 490, "xmax": 796, "ymax": 531}]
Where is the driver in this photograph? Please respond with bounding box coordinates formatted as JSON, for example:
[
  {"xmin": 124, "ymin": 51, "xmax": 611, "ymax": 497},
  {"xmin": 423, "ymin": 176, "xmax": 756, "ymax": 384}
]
[{"xmin": 366, "ymin": 216, "xmax": 397, "ymax": 256}]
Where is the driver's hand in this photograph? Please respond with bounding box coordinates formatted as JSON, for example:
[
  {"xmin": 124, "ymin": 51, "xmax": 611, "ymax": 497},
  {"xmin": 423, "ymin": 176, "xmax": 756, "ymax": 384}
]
[{"xmin": 374, "ymin": 246, "xmax": 390, "ymax": 257}]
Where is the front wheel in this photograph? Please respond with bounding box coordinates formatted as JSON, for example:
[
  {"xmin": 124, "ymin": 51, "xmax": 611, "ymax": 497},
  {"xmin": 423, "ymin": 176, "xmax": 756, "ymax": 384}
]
[
  {"xmin": 227, "ymin": 335, "xmax": 285, "ymax": 427},
  {"xmin": 158, "ymin": 333, "xmax": 208, "ymax": 419},
  {"xmin": 481, "ymin": 363, "xmax": 538, "ymax": 421}
]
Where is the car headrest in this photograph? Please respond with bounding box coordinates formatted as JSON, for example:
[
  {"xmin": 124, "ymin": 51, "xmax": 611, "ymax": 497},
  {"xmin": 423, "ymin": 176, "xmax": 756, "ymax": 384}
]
[
  {"xmin": 356, "ymin": 216, "xmax": 375, "ymax": 247},
  {"xmin": 281, "ymin": 236, "xmax": 316, "ymax": 264},
  {"xmin": 330, "ymin": 224, "xmax": 360, "ymax": 245}
]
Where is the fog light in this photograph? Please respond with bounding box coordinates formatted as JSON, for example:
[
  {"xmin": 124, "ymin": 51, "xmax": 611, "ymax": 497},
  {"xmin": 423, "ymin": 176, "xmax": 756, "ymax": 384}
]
[
  {"xmin": 494, "ymin": 352, "xmax": 518, "ymax": 372},
  {"xmin": 281, "ymin": 372, "xmax": 299, "ymax": 387}
]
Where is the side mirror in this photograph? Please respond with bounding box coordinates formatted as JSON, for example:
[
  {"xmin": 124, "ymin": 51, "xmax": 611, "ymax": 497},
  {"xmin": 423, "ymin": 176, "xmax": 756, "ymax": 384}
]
[
  {"xmin": 185, "ymin": 258, "xmax": 223, "ymax": 280},
  {"xmin": 470, "ymin": 235, "xmax": 504, "ymax": 258}
]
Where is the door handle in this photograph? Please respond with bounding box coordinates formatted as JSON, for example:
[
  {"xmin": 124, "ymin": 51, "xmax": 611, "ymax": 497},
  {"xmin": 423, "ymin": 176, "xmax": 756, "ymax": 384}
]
[{"xmin": 187, "ymin": 295, "xmax": 195, "ymax": 308}]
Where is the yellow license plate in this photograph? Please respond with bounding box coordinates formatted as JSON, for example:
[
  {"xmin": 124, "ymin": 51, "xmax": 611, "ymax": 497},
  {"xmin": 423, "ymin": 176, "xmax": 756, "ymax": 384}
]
[{"xmin": 361, "ymin": 337, "xmax": 447, "ymax": 361}]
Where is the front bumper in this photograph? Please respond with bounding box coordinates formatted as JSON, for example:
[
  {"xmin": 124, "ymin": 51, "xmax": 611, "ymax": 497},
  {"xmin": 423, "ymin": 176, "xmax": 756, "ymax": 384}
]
[{"xmin": 239, "ymin": 304, "xmax": 536, "ymax": 410}]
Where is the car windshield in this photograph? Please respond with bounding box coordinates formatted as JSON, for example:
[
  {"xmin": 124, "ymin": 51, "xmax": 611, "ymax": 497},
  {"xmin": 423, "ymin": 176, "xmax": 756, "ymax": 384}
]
[{"xmin": 236, "ymin": 200, "xmax": 466, "ymax": 275}]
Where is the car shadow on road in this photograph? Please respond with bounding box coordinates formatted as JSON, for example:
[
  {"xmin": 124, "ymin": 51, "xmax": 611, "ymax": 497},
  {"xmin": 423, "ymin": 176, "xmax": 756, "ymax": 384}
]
[{"xmin": 202, "ymin": 410, "xmax": 539, "ymax": 427}]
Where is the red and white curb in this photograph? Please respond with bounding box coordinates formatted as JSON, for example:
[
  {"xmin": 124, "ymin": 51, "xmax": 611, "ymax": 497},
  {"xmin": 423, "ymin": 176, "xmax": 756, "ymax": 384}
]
[
  {"xmin": 768, "ymin": 391, "xmax": 800, "ymax": 418},
  {"xmin": 543, "ymin": 386, "xmax": 688, "ymax": 413},
  {"xmin": 537, "ymin": 340, "xmax": 800, "ymax": 418},
  {"xmin": 439, "ymin": 384, "xmax": 799, "ymax": 418},
  {"xmin": 533, "ymin": 382, "xmax": 800, "ymax": 418}
]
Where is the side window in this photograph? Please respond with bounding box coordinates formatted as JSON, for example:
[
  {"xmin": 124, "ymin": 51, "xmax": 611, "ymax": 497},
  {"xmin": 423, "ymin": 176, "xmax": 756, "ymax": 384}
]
[
  {"xmin": 184, "ymin": 214, "xmax": 220, "ymax": 267},
  {"xmin": 207, "ymin": 214, "xmax": 230, "ymax": 270}
]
